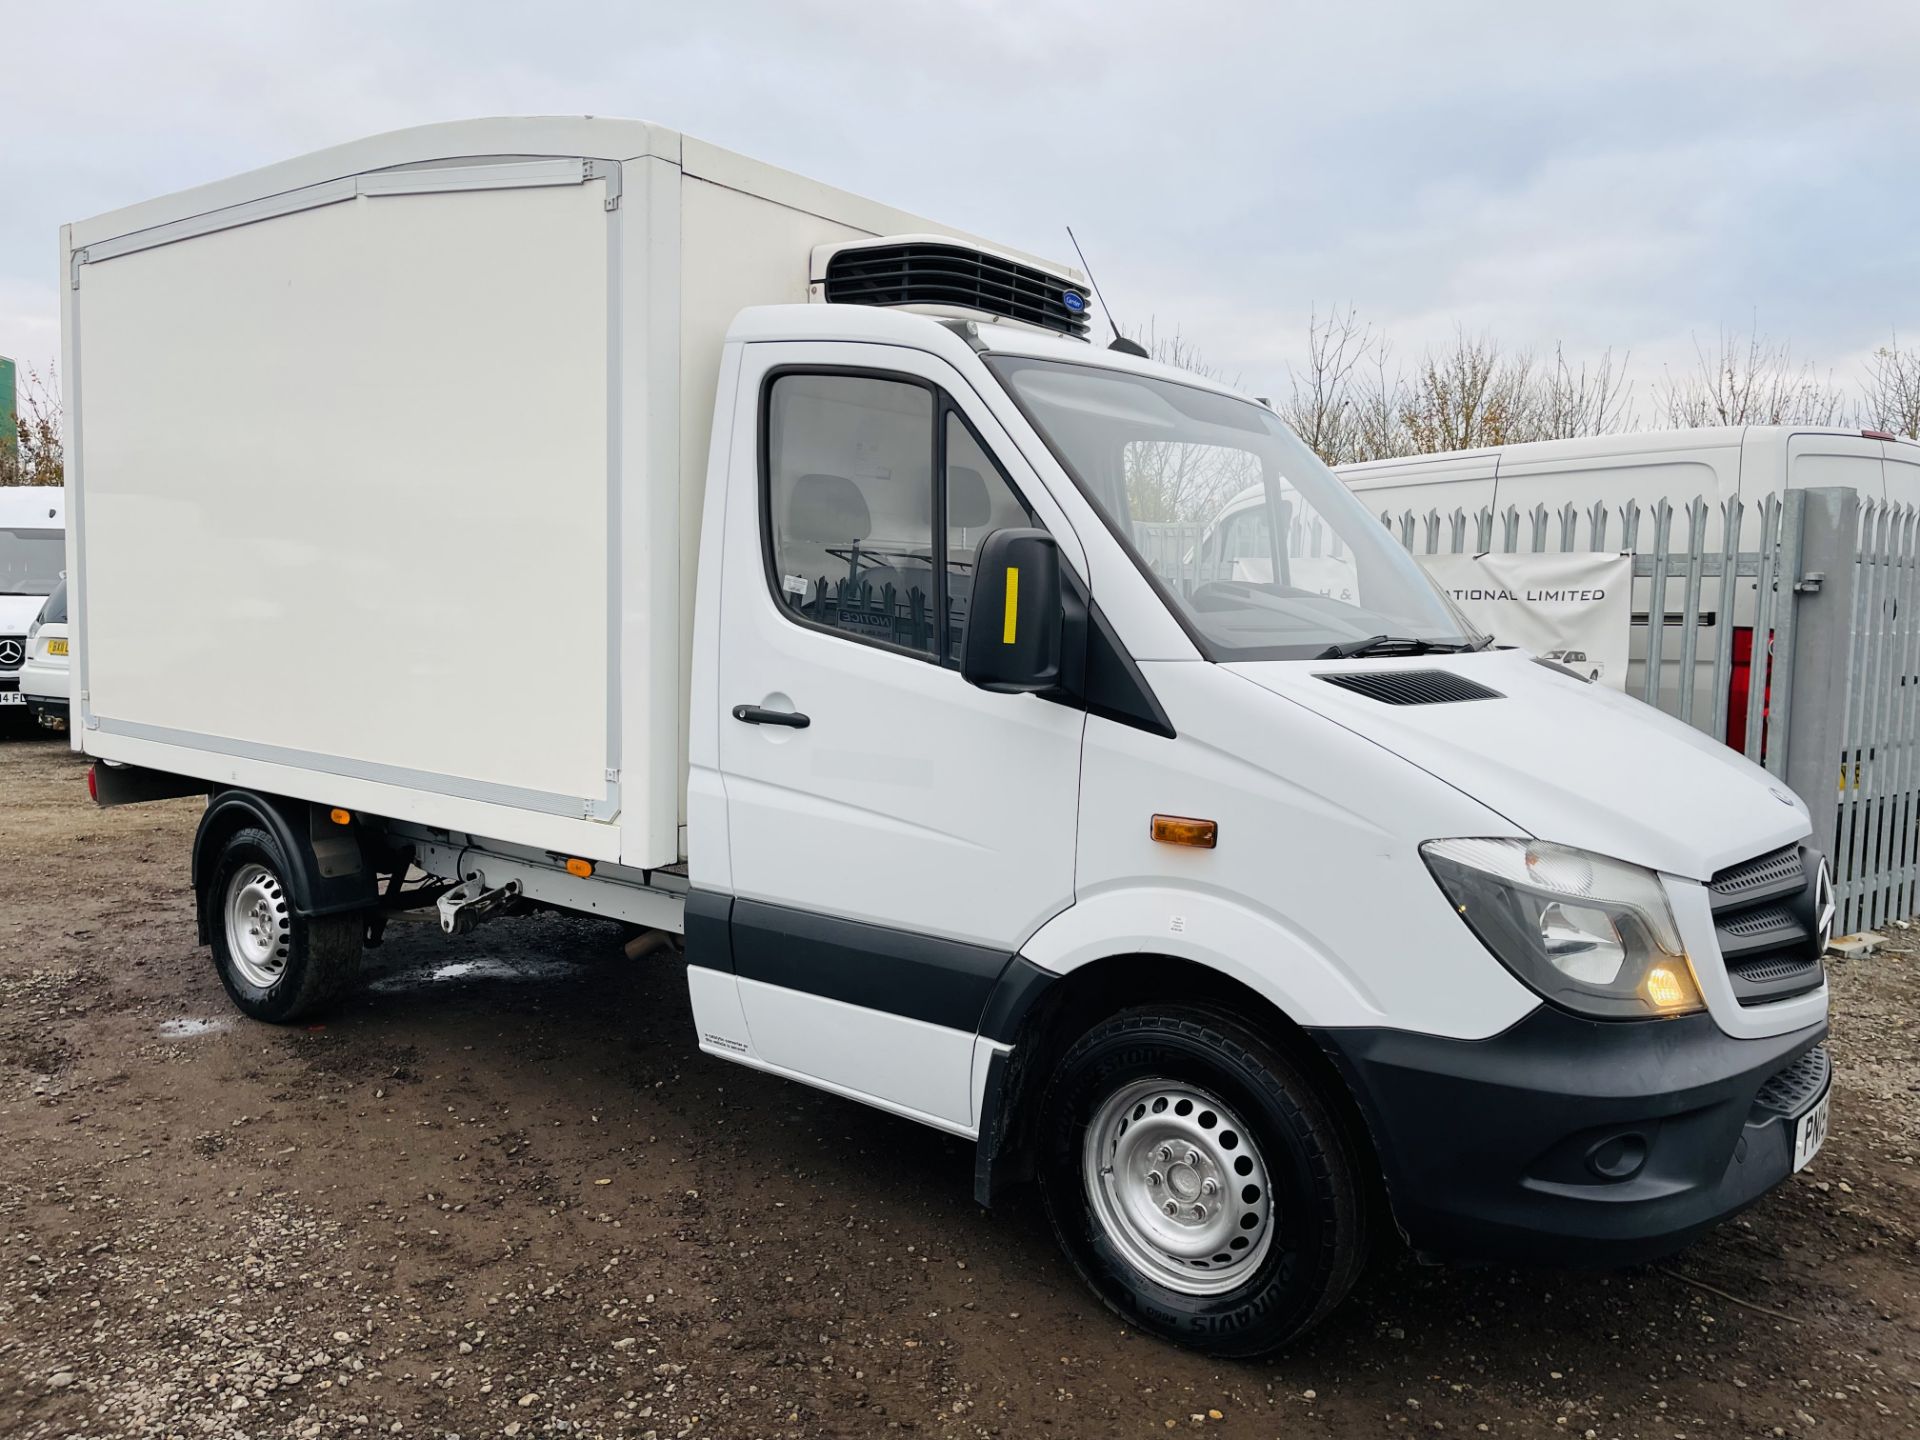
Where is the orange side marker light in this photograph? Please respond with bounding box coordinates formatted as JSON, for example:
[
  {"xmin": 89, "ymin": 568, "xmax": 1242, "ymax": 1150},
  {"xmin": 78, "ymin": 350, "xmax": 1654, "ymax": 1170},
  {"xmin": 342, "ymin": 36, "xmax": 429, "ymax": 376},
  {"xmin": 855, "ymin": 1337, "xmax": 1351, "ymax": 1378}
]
[{"xmin": 1150, "ymin": 815, "xmax": 1218, "ymax": 849}]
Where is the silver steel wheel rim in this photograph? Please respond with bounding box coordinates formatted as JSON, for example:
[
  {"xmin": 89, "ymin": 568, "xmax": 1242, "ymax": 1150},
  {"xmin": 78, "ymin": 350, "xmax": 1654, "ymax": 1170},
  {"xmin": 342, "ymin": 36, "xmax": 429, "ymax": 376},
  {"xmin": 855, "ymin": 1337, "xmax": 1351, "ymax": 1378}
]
[
  {"xmin": 224, "ymin": 862, "xmax": 291, "ymax": 989},
  {"xmin": 1082, "ymin": 1077, "xmax": 1275, "ymax": 1296}
]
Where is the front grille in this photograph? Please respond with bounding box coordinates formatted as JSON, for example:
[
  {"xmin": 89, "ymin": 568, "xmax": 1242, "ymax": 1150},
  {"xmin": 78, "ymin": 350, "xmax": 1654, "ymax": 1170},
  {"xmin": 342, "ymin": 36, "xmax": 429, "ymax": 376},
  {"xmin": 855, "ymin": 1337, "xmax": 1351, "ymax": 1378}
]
[
  {"xmin": 1315, "ymin": 669, "xmax": 1503, "ymax": 705},
  {"xmin": 1732, "ymin": 953, "xmax": 1823, "ymax": 985},
  {"xmin": 1711, "ymin": 844, "xmax": 1805, "ymax": 908},
  {"xmin": 822, "ymin": 242, "xmax": 1092, "ymax": 338},
  {"xmin": 1709, "ymin": 844, "xmax": 1825, "ymax": 1005},
  {"xmin": 1722, "ymin": 905, "xmax": 1798, "ymax": 937},
  {"xmin": 1754, "ymin": 1044, "xmax": 1829, "ymax": 1115}
]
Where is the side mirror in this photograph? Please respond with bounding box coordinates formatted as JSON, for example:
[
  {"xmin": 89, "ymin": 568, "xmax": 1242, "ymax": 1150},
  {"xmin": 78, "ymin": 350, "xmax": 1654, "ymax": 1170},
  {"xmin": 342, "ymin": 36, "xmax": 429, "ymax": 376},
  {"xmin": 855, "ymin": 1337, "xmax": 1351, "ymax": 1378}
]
[{"xmin": 962, "ymin": 528, "xmax": 1063, "ymax": 693}]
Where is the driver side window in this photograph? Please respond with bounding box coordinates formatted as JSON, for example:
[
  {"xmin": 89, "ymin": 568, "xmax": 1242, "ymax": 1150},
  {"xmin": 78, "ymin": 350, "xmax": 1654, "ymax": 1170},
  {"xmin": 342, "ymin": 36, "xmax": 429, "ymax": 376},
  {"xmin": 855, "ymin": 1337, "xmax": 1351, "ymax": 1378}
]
[
  {"xmin": 765, "ymin": 373, "xmax": 939, "ymax": 656},
  {"xmin": 763, "ymin": 371, "xmax": 1035, "ymax": 665}
]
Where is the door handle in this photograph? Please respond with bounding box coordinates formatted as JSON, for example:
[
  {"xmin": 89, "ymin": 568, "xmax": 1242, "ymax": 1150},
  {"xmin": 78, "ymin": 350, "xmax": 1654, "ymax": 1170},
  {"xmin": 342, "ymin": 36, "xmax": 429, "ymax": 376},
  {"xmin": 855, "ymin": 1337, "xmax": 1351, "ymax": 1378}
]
[{"xmin": 731, "ymin": 704, "xmax": 810, "ymax": 729}]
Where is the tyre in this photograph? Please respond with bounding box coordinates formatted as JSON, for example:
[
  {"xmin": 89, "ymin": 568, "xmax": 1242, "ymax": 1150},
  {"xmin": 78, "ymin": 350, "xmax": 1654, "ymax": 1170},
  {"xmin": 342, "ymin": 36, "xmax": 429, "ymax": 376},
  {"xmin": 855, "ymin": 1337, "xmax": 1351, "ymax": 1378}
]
[
  {"xmin": 1037, "ymin": 1005, "xmax": 1367, "ymax": 1356},
  {"xmin": 205, "ymin": 826, "xmax": 363, "ymax": 1022}
]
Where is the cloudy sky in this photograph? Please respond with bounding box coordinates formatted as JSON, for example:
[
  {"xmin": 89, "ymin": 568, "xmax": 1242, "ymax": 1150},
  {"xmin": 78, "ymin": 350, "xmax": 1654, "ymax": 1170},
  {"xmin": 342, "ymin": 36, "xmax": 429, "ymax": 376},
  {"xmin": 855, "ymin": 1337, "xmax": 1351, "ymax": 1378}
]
[{"xmin": 5, "ymin": 0, "xmax": 1919, "ymax": 410}]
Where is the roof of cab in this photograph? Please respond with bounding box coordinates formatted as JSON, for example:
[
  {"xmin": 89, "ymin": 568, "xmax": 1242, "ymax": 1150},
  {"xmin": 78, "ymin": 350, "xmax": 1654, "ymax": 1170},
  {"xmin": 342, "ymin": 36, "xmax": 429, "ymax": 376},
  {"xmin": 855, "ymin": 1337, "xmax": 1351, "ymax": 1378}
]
[{"xmin": 725, "ymin": 305, "xmax": 1263, "ymax": 407}]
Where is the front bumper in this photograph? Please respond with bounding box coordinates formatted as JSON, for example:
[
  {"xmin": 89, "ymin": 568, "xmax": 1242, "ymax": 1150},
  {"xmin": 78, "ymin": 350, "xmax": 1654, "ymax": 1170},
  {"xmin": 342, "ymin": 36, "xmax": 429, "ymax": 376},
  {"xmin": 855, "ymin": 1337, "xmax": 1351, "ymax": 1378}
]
[
  {"xmin": 17, "ymin": 656, "xmax": 68, "ymax": 701},
  {"xmin": 1313, "ymin": 1007, "xmax": 1828, "ymax": 1266}
]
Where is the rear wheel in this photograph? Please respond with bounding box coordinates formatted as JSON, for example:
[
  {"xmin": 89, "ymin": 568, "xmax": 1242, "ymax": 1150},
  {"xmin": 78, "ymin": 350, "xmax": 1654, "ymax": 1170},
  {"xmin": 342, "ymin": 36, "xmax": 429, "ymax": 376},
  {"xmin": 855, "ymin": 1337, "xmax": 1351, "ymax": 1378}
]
[
  {"xmin": 1037, "ymin": 1006, "xmax": 1367, "ymax": 1356},
  {"xmin": 206, "ymin": 826, "xmax": 362, "ymax": 1022}
]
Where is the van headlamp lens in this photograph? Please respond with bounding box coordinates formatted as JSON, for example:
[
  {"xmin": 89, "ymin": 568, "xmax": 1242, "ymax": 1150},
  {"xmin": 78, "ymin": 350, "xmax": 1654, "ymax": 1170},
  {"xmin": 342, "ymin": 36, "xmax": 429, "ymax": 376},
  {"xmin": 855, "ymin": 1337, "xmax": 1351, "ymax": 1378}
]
[{"xmin": 1421, "ymin": 838, "xmax": 1703, "ymax": 1019}]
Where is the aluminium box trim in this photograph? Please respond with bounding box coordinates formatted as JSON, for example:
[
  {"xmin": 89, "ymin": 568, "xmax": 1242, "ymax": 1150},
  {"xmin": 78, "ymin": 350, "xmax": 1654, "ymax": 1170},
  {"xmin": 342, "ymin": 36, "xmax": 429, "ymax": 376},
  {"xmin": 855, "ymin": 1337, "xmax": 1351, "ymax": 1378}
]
[
  {"xmin": 66, "ymin": 118, "xmax": 683, "ymax": 249},
  {"xmin": 73, "ymin": 157, "xmax": 600, "ymax": 279},
  {"xmin": 603, "ymin": 163, "xmax": 627, "ymax": 814},
  {"xmin": 94, "ymin": 716, "xmax": 614, "ymax": 821}
]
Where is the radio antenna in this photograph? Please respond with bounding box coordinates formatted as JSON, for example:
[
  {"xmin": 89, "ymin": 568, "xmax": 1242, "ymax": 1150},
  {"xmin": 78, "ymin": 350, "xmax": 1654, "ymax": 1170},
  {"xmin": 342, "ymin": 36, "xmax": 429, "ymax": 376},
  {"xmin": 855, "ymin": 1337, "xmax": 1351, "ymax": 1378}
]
[{"xmin": 1066, "ymin": 226, "xmax": 1148, "ymax": 357}]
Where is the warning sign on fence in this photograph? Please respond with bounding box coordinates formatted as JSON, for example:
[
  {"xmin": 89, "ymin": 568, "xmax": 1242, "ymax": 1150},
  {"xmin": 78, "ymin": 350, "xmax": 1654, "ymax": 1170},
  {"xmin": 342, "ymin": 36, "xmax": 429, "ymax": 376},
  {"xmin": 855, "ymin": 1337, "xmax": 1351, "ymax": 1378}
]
[{"xmin": 1419, "ymin": 551, "xmax": 1633, "ymax": 690}]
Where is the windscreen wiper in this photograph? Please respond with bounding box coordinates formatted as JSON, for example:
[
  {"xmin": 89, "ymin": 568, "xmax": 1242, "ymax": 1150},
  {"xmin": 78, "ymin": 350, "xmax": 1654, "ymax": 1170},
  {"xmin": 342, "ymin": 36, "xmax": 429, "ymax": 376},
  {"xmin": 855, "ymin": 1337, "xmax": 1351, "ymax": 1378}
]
[{"xmin": 1315, "ymin": 634, "xmax": 1478, "ymax": 660}]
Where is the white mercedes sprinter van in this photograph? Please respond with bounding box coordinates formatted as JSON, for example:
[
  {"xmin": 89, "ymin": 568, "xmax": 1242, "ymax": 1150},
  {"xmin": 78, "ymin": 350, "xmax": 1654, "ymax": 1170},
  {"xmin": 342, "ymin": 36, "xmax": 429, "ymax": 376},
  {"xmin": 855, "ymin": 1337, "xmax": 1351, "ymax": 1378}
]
[
  {"xmin": 64, "ymin": 119, "xmax": 1833, "ymax": 1356},
  {"xmin": 0, "ymin": 485, "xmax": 64, "ymax": 719}
]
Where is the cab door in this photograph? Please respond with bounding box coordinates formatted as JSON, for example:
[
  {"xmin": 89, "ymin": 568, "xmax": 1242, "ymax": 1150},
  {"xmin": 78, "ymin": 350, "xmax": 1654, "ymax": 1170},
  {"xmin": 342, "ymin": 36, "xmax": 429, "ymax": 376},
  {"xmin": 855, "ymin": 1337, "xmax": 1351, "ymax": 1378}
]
[{"xmin": 712, "ymin": 342, "xmax": 1087, "ymax": 1128}]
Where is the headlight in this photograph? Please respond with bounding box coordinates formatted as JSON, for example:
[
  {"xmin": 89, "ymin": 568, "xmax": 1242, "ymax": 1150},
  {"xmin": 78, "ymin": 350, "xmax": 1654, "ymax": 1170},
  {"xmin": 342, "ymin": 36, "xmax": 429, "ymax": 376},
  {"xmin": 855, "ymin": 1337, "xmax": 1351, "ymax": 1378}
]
[{"xmin": 1421, "ymin": 838, "xmax": 1704, "ymax": 1019}]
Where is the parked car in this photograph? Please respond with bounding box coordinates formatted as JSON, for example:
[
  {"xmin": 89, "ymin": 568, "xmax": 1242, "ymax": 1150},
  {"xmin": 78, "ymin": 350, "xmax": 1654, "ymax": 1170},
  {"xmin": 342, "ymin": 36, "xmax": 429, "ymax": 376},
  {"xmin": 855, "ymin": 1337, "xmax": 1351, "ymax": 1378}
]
[
  {"xmin": 0, "ymin": 486, "xmax": 66, "ymax": 722},
  {"xmin": 20, "ymin": 576, "xmax": 69, "ymax": 730},
  {"xmin": 63, "ymin": 118, "xmax": 1834, "ymax": 1356},
  {"xmin": 1542, "ymin": 647, "xmax": 1603, "ymax": 682}
]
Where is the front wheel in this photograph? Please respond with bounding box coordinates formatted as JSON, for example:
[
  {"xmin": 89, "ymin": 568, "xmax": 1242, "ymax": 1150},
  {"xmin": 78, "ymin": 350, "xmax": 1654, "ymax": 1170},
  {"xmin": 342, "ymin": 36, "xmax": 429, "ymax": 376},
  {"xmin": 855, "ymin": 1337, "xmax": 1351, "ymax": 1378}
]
[
  {"xmin": 206, "ymin": 826, "xmax": 363, "ymax": 1022},
  {"xmin": 1037, "ymin": 1006, "xmax": 1368, "ymax": 1356}
]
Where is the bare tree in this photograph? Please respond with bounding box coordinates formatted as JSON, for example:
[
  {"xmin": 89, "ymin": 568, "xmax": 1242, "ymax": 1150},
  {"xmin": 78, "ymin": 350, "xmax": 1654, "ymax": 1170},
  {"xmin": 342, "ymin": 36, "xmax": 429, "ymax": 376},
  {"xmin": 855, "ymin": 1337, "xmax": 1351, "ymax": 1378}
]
[
  {"xmin": 0, "ymin": 363, "xmax": 63, "ymax": 487},
  {"xmin": 1399, "ymin": 330, "xmax": 1545, "ymax": 453},
  {"xmin": 1532, "ymin": 344, "xmax": 1633, "ymax": 440},
  {"xmin": 1862, "ymin": 336, "xmax": 1920, "ymax": 440},
  {"xmin": 1139, "ymin": 305, "xmax": 1911, "ymax": 476},
  {"xmin": 1654, "ymin": 326, "xmax": 1851, "ymax": 428},
  {"xmin": 1348, "ymin": 339, "xmax": 1413, "ymax": 463},
  {"xmin": 1278, "ymin": 305, "xmax": 1375, "ymax": 465}
]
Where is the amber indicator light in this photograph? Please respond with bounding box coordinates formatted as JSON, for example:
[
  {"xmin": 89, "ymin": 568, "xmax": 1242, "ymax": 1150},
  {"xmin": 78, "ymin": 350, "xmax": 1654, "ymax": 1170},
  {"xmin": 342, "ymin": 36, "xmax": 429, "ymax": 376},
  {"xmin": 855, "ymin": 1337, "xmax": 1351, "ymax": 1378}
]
[
  {"xmin": 565, "ymin": 857, "xmax": 594, "ymax": 878},
  {"xmin": 1150, "ymin": 814, "xmax": 1217, "ymax": 849}
]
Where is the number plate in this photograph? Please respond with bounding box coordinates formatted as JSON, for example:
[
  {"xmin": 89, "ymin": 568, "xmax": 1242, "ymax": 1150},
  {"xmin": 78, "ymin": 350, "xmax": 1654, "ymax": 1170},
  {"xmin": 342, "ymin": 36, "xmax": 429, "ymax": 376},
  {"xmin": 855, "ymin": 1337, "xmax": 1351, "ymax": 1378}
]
[
  {"xmin": 0, "ymin": 692, "xmax": 22, "ymax": 706},
  {"xmin": 1792, "ymin": 1085, "xmax": 1831, "ymax": 1172},
  {"xmin": 48, "ymin": 638, "xmax": 67, "ymax": 656}
]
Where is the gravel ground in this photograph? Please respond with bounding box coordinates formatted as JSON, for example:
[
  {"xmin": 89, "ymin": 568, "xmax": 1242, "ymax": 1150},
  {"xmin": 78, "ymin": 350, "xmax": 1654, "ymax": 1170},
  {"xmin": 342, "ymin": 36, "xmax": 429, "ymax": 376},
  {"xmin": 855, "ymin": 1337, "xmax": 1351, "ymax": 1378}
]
[{"xmin": 0, "ymin": 729, "xmax": 1915, "ymax": 1439}]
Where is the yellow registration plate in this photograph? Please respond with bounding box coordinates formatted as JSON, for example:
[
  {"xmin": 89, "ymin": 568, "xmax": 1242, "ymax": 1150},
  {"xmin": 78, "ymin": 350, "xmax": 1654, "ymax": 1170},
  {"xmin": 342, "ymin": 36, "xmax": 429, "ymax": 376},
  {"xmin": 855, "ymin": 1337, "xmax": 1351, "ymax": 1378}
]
[{"xmin": 47, "ymin": 638, "xmax": 68, "ymax": 656}]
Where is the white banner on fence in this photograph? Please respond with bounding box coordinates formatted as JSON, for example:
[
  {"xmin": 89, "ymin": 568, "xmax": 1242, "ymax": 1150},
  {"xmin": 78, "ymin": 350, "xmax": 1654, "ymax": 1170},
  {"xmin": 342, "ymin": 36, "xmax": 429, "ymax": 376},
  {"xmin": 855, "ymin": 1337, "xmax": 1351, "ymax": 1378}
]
[{"xmin": 1419, "ymin": 551, "xmax": 1633, "ymax": 690}]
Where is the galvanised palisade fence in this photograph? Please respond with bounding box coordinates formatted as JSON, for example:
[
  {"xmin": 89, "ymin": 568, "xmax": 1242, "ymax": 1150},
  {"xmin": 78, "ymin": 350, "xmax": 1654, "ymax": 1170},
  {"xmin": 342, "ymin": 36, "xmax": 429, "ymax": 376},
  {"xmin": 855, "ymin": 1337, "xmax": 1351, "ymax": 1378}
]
[
  {"xmin": 1830, "ymin": 497, "xmax": 1920, "ymax": 934},
  {"xmin": 1372, "ymin": 493, "xmax": 1795, "ymax": 765},
  {"xmin": 1141, "ymin": 486, "xmax": 1914, "ymax": 934}
]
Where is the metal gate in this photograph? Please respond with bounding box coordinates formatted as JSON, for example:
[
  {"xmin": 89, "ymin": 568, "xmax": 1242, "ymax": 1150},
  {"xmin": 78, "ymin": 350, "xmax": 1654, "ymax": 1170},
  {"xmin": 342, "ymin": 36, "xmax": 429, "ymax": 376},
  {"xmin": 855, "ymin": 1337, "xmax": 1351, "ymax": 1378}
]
[{"xmin": 1828, "ymin": 498, "xmax": 1920, "ymax": 933}]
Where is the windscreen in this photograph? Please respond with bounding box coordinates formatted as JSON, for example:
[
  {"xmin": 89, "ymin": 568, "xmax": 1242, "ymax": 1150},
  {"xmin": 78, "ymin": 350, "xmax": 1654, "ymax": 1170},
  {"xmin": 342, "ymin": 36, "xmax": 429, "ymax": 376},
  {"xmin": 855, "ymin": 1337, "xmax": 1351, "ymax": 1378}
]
[
  {"xmin": 39, "ymin": 577, "xmax": 68, "ymax": 626},
  {"xmin": 0, "ymin": 528, "xmax": 63, "ymax": 597},
  {"xmin": 985, "ymin": 356, "xmax": 1478, "ymax": 660}
]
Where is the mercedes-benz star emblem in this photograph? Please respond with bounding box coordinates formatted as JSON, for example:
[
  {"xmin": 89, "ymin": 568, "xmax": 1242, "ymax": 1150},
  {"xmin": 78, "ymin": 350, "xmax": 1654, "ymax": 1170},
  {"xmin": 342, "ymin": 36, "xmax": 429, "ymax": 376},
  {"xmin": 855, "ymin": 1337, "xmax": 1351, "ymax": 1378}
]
[{"xmin": 0, "ymin": 640, "xmax": 23, "ymax": 668}]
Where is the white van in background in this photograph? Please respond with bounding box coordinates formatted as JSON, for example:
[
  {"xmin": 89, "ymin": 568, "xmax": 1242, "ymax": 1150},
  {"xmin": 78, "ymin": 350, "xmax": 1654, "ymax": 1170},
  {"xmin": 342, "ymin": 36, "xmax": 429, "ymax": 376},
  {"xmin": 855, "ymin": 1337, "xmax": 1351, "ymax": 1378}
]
[
  {"xmin": 1337, "ymin": 426, "xmax": 1920, "ymax": 528},
  {"xmin": 0, "ymin": 486, "xmax": 66, "ymax": 721},
  {"xmin": 1326, "ymin": 428, "xmax": 1920, "ymax": 743}
]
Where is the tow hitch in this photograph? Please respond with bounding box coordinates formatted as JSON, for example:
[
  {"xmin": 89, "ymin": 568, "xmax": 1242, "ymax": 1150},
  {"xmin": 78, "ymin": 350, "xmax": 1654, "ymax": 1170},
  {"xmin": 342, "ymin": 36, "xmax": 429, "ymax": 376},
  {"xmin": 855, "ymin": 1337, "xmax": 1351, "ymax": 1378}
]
[{"xmin": 435, "ymin": 876, "xmax": 523, "ymax": 935}]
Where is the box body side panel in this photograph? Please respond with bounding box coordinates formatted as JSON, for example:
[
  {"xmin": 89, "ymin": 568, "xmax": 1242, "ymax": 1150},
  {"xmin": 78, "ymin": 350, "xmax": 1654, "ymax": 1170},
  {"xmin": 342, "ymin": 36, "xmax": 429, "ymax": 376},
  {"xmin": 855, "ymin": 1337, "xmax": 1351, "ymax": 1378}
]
[{"xmin": 76, "ymin": 180, "xmax": 614, "ymax": 821}]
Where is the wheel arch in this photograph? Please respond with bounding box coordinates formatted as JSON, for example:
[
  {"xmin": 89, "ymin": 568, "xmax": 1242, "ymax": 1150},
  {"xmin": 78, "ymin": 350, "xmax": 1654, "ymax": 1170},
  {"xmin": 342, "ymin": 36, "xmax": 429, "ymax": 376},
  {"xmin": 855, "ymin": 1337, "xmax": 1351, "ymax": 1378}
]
[
  {"xmin": 975, "ymin": 951, "xmax": 1385, "ymax": 1221},
  {"xmin": 192, "ymin": 790, "xmax": 377, "ymax": 943}
]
